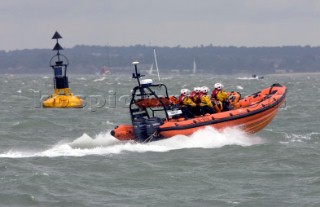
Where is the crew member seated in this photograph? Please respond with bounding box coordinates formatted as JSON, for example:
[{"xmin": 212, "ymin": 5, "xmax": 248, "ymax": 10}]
[
  {"xmin": 200, "ymin": 86, "xmax": 214, "ymax": 115},
  {"xmin": 190, "ymin": 86, "xmax": 202, "ymax": 116},
  {"xmin": 179, "ymin": 89, "xmax": 196, "ymax": 119},
  {"xmin": 211, "ymin": 82, "xmax": 229, "ymax": 111}
]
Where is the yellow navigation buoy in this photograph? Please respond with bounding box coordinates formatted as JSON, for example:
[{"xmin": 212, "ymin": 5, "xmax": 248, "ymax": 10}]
[{"xmin": 42, "ymin": 31, "xmax": 83, "ymax": 108}]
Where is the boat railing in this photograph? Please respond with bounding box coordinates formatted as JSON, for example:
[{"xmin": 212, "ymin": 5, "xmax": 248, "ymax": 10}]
[{"xmin": 129, "ymin": 84, "xmax": 170, "ymax": 121}]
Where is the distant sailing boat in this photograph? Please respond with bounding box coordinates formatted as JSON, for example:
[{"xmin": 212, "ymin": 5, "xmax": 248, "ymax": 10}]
[
  {"xmin": 153, "ymin": 49, "xmax": 161, "ymax": 81},
  {"xmin": 193, "ymin": 59, "xmax": 197, "ymax": 74},
  {"xmin": 149, "ymin": 63, "xmax": 154, "ymax": 75},
  {"xmin": 100, "ymin": 66, "xmax": 111, "ymax": 76}
]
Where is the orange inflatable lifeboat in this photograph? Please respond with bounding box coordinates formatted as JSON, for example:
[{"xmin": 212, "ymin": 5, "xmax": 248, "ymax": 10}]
[{"xmin": 111, "ymin": 62, "xmax": 287, "ymax": 142}]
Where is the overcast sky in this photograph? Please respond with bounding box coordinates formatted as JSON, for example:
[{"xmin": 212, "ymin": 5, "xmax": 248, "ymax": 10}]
[{"xmin": 1, "ymin": 0, "xmax": 320, "ymax": 51}]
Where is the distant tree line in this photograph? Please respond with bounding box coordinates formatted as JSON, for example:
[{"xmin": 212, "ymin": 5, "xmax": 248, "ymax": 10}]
[{"xmin": 1, "ymin": 45, "xmax": 320, "ymax": 74}]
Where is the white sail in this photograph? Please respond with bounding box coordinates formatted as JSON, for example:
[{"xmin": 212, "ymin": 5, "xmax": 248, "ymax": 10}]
[
  {"xmin": 193, "ymin": 59, "xmax": 197, "ymax": 74},
  {"xmin": 149, "ymin": 63, "xmax": 153, "ymax": 75},
  {"xmin": 153, "ymin": 49, "xmax": 161, "ymax": 81}
]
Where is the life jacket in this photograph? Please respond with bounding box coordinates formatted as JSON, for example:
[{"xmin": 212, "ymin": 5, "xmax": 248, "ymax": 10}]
[
  {"xmin": 192, "ymin": 92, "xmax": 201, "ymax": 105},
  {"xmin": 211, "ymin": 88, "xmax": 219, "ymax": 100},
  {"xmin": 179, "ymin": 95, "xmax": 196, "ymax": 107},
  {"xmin": 212, "ymin": 100, "xmax": 223, "ymax": 112},
  {"xmin": 190, "ymin": 91, "xmax": 196, "ymax": 99},
  {"xmin": 227, "ymin": 91, "xmax": 241, "ymax": 109},
  {"xmin": 200, "ymin": 94, "xmax": 213, "ymax": 107},
  {"xmin": 216, "ymin": 90, "xmax": 228, "ymax": 102},
  {"xmin": 178, "ymin": 94, "xmax": 185, "ymax": 105}
]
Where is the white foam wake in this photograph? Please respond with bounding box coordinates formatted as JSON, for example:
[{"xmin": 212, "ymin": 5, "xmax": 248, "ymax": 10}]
[
  {"xmin": 0, "ymin": 127, "xmax": 264, "ymax": 158},
  {"xmin": 93, "ymin": 77, "xmax": 106, "ymax": 82}
]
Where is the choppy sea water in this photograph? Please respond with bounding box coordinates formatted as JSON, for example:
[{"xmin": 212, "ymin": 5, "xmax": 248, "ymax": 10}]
[{"xmin": 1, "ymin": 72, "xmax": 320, "ymax": 207}]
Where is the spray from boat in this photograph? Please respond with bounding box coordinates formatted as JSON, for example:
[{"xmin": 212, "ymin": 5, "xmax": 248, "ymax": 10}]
[{"xmin": 0, "ymin": 127, "xmax": 263, "ymax": 158}]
